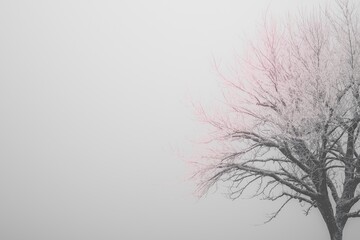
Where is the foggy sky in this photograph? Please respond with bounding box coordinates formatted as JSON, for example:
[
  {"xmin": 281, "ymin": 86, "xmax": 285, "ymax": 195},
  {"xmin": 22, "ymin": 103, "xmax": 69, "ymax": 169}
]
[{"xmin": 0, "ymin": 0, "xmax": 359, "ymax": 239}]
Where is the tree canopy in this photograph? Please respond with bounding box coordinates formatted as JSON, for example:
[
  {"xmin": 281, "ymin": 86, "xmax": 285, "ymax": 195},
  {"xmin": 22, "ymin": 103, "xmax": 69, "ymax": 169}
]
[{"xmin": 193, "ymin": 1, "xmax": 360, "ymax": 239}]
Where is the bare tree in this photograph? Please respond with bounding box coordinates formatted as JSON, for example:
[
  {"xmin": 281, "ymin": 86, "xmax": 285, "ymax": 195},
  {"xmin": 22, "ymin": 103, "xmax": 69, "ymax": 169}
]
[{"xmin": 193, "ymin": 1, "xmax": 360, "ymax": 239}]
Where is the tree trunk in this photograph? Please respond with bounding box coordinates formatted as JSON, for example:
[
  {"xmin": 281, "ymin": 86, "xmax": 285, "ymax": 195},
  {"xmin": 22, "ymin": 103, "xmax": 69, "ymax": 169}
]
[
  {"xmin": 316, "ymin": 196, "xmax": 343, "ymax": 240},
  {"xmin": 329, "ymin": 228, "xmax": 342, "ymax": 240}
]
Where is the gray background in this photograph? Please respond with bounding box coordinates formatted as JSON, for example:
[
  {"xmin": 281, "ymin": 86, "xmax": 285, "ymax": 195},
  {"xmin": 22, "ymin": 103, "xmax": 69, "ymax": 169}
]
[{"xmin": 0, "ymin": 0, "xmax": 359, "ymax": 239}]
